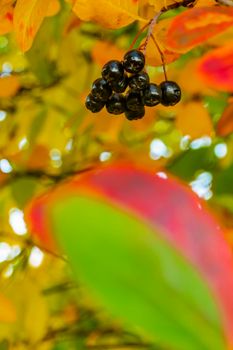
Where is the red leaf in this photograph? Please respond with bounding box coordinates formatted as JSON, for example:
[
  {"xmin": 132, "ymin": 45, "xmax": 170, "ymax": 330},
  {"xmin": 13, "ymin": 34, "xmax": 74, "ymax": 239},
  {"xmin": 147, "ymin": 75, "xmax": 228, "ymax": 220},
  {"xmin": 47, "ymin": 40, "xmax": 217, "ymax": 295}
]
[
  {"xmin": 198, "ymin": 42, "xmax": 233, "ymax": 92},
  {"xmin": 26, "ymin": 162, "xmax": 233, "ymax": 347},
  {"xmin": 165, "ymin": 7, "xmax": 233, "ymax": 53}
]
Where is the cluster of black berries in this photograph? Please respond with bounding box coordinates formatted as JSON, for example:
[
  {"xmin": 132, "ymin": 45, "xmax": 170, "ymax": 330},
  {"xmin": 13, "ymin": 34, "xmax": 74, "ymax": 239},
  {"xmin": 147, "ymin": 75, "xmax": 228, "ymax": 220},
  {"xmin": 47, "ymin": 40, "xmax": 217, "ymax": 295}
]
[{"xmin": 85, "ymin": 50, "xmax": 181, "ymax": 121}]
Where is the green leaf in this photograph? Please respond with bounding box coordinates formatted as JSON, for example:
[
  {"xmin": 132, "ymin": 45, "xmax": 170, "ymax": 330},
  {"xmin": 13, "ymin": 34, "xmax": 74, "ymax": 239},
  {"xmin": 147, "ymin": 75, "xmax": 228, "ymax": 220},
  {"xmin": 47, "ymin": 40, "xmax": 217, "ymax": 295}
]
[
  {"xmin": 167, "ymin": 148, "xmax": 216, "ymax": 181},
  {"xmin": 204, "ymin": 94, "xmax": 229, "ymax": 124},
  {"xmin": 0, "ymin": 340, "xmax": 8, "ymax": 350},
  {"xmin": 52, "ymin": 195, "xmax": 225, "ymax": 350},
  {"xmin": 28, "ymin": 108, "xmax": 47, "ymax": 145},
  {"xmin": 213, "ymin": 164, "xmax": 233, "ymax": 196},
  {"xmin": 159, "ymin": 7, "xmax": 186, "ymax": 21},
  {"xmin": 11, "ymin": 177, "xmax": 37, "ymax": 208}
]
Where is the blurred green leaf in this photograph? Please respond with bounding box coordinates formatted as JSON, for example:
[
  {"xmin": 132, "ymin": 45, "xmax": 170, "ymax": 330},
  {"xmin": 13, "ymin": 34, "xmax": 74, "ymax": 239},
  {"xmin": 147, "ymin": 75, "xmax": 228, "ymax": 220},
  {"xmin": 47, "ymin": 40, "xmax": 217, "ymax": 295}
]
[
  {"xmin": 213, "ymin": 164, "xmax": 233, "ymax": 195},
  {"xmin": 11, "ymin": 177, "xmax": 37, "ymax": 208},
  {"xmin": 28, "ymin": 108, "xmax": 47, "ymax": 145},
  {"xmin": 168, "ymin": 148, "xmax": 216, "ymax": 181},
  {"xmin": 52, "ymin": 195, "xmax": 225, "ymax": 350},
  {"xmin": 214, "ymin": 194, "xmax": 233, "ymax": 214},
  {"xmin": 204, "ymin": 94, "xmax": 229, "ymax": 124},
  {"xmin": 159, "ymin": 7, "xmax": 186, "ymax": 21},
  {"xmin": 0, "ymin": 340, "xmax": 8, "ymax": 350}
]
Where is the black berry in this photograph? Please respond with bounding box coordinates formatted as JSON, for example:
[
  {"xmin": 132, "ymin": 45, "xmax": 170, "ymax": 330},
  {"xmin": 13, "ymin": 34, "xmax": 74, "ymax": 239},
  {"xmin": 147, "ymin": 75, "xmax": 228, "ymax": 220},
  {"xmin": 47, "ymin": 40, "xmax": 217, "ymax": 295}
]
[
  {"xmin": 123, "ymin": 50, "xmax": 145, "ymax": 74},
  {"xmin": 125, "ymin": 107, "xmax": 145, "ymax": 120},
  {"xmin": 160, "ymin": 81, "xmax": 181, "ymax": 106},
  {"xmin": 129, "ymin": 72, "xmax": 149, "ymax": 90},
  {"xmin": 110, "ymin": 74, "xmax": 128, "ymax": 93},
  {"xmin": 85, "ymin": 94, "xmax": 105, "ymax": 113},
  {"xmin": 102, "ymin": 60, "xmax": 124, "ymax": 83},
  {"xmin": 126, "ymin": 90, "xmax": 144, "ymax": 111},
  {"xmin": 91, "ymin": 78, "xmax": 112, "ymax": 101},
  {"xmin": 143, "ymin": 83, "xmax": 162, "ymax": 107},
  {"xmin": 106, "ymin": 93, "xmax": 125, "ymax": 115}
]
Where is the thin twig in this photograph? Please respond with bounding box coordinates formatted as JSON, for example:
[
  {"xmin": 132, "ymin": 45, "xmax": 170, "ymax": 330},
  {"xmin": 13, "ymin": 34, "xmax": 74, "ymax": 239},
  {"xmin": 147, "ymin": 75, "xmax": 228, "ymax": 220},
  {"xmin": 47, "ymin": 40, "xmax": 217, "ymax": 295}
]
[
  {"xmin": 129, "ymin": 21, "xmax": 152, "ymax": 50},
  {"xmin": 26, "ymin": 238, "xmax": 69, "ymax": 263},
  {"xmin": 151, "ymin": 34, "xmax": 168, "ymax": 81},
  {"xmin": 0, "ymin": 166, "xmax": 94, "ymax": 188},
  {"xmin": 143, "ymin": 11, "xmax": 162, "ymax": 57}
]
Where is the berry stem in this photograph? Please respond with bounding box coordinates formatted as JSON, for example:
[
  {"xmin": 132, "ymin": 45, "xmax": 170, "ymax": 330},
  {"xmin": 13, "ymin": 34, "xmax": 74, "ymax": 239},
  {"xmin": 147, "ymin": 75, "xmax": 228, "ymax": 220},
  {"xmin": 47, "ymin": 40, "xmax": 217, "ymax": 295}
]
[
  {"xmin": 151, "ymin": 34, "xmax": 168, "ymax": 81},
  {"xmin": 129, "ymin": 20, "xmax": 152, "ymax": 50},
  {"xmin": 142, "ymin": 11, "xmax": 162, "ymax": 56}
]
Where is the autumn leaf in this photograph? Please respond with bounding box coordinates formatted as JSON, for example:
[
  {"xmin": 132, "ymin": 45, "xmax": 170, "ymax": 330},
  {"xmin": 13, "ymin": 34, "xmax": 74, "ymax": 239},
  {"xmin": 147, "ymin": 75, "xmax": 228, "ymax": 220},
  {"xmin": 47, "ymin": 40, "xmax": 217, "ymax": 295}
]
[
  {"xmin": 0, "ymin": 0, "xmax": 14, "ymax": 10},
  {"xmin": 217, "ymin": 103, "xmax": 233, "ymax": 137},
  {"xmin": 164, "ymin": 7, "xmax": 233, "ymax": 53},
  {"xmin": 46, "ymin": 0, "xmax": 61, "ymax": 17},
  {"xmin": 0, "ymin": 75, "xmax": 20, "ymax": 98},
  {"xmin": 71, "ymin": 0, "xmax": 146, "ymax": 29},
  {"xmin": 92, "ymin": 41, "xmax": 125, "ymax": 67},
  {"xmin": 26, "ymin": 163, "xmax": 233, "ymax": 348},
  {"xmin": 175, "ymin": 101, "xmax": 214, "ymax": 139},
  {"xmin": 0, "ymin": 293, "xmax": 16, "ymax": 323},
  {"xmin": 13, "ymin": 0, "xmax": 52, "ymax": 52},
  {"xmin": 198, "ymin": 42, "xmax": 233, "ymax": 92},
  {"xmin": 0, "ymin": 4, "xmax": 13, "ymax": 35},
  {"xmin": 143, "ymin": 35, "xmax": 180, "ymax": 66}
]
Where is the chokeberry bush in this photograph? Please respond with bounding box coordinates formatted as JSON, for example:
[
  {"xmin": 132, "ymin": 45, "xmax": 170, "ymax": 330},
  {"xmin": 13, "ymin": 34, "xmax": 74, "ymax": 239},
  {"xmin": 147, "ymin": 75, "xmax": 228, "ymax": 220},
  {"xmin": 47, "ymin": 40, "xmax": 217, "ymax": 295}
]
[{"xmin": 0, "ymin": 2, "xmax": 233, "ymax": 350}]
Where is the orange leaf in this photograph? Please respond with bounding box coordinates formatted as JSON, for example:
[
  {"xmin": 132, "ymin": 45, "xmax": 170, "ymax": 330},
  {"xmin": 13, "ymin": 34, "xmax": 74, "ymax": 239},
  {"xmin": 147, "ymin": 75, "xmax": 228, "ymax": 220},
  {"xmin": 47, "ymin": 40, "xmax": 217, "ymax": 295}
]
[
  {"xmin": 13, "ymin": 0, "xmax": 52, "ymax": 52},
  {"xmin": 0, "ymin": 0, "xmax": 14, "ymax": 9},
  {"xmin": 217, "ymin": 103, "xmax": 233, "ymax": 137},
  {"xmin": 0, "ymin": 293, "xmax": 16, "ymax": 323},
  {"xmin": 165, "ymin": 7, "xmax": 233, "ymax": 53},
  {"xmin": 178, "ymin": 60, "xmax": 216, "ymax": 96},
  {"xmin": 144, "ymin": 36, "xmax": 180, "ymax": 67},
  {"xmin": 92, "ymin": 41, "xmax": 125, "ymax": 67},
  {"xmin": 198, "ymin": 42, "xmax": 233, "ymax": 92},
  {"xmin": 46, "ymin": 0, "xmax": 61, "ymax": 17},
  {"xmin": 63, "ymin": 14, "xmax": 82, "ymax": 35},
  {"xmin": 71, "ymin": 0, "xmax": 146, "ymax": 29},
  {"xmin": 175, "ymin": 101, "xmax": 214, "ymax": 139},
  {"xmin": 27, "ymin": 145, "xmax": 50, "ymax": 170},
  {"xmin": 0, "ymin": 5, "xmax": 13, "ymax": 35},
  {"xmin": 0, "ymin": 75, "xmax": 20, "ymax": 98}
]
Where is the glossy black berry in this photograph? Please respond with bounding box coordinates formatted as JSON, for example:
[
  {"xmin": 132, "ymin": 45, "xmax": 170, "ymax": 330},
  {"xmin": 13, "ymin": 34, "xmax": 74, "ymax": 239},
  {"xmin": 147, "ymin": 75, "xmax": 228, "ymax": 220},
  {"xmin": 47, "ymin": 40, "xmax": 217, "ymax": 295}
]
[
  {"xmin": 160, "ymin": 81, "xmax": 181, "ymax": 106},
  {"xmin": 126, "ymin": 90, "xmax": 144, "ymax": 111},
  {"xmin": 129, "ymin": 72, "xmax": 149, "ymax": 90},
  {"xmin": 102, "ymin": 60, "xmax": 124, "ymax": 83},
  {"xmin": 123, "ymin": 50, "xmax": 145, "ymax": 74},
  {"xmin": 85, "ymin": 94, "xmax": 105, "ymax": 113},
  {"xmin": 143, "ymin": 83, "xmax": 162, "ymax": 107},
  {"xmin": 91, "ymin": 78, "xmax": 112, "ymax": 101},
  {"xmin": 110, "ymin": 74, "xmax": 128, "ymax": 93},
  {"xmin": 125, "ymin": 107, "xmax": 145, "ymax": 120},
  {"xmin": 106, "ymin": 93, "xmax": 125, "ymax": 115}
]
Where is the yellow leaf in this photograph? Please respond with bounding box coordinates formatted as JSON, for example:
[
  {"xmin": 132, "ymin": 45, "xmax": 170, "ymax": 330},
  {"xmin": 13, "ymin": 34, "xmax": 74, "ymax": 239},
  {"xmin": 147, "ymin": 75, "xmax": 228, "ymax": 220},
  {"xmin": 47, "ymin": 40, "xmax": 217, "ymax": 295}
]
[
  {"xmin": 0, "ymin": 277, "xmax": 49, "ymax": 342},
  {"xmin": 13, "ymin": 0, "xmax": 52, "ymax": 52},
  {"xmin": 72, "ymin": 0, "xmax": 146, "ymax": 29},
  {"xmin": 0, "ymin": 75, "xmax": 20, "ymax": 98},
  {"xmin": 175, "ymin": 102, "xmax": 214, "ymax": 139},
  {"xmin": 46, "ymin": 0, "xmax": 61, "ymax": 17},
  {"xmin": 0, "ymin": 293, "xmax": 16, "ymax": 323},
  {"xmin": 149, "ymin": 0, "xmax": 176, "ymax": 12}
]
